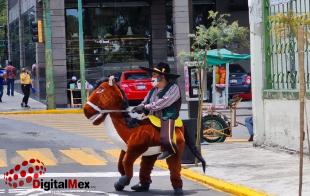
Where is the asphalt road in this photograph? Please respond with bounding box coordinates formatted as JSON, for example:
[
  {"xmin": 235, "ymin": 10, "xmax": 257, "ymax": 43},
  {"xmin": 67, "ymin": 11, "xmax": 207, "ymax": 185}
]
[{"xmin": 0, "ymin": 116, "xmax": 228, "ymax": 196}]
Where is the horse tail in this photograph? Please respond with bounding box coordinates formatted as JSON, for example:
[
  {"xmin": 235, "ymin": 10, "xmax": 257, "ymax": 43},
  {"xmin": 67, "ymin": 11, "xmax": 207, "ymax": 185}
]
[{"xmin": 183, "ymin": 128, "xmax": 206, "ymax": 173}]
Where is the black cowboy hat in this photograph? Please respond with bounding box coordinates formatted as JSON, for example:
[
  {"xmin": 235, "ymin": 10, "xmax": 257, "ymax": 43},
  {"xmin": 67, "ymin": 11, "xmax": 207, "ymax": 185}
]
[{"xmin": 140, "ymin": 62, "xmax": 180, "ymax": 79}]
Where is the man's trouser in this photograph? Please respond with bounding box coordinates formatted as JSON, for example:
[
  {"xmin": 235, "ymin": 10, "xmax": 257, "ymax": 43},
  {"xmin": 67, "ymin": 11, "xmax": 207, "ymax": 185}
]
[
  {"xmin": 7, "ymin": 79, "xmax": 14, "ymax": 96},
  {"xmin": 160, "ymin": 119, "xmax": 177, "ymax": 154}
]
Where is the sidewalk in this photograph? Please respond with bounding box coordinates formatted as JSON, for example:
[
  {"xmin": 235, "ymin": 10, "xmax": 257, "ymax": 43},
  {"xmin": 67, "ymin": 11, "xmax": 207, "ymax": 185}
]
[
  {"xmin": 189, "ymin": 142, "xmax": 310, "ymax": 196},
  {"xmin": 0, "ymin": 91, "xmax": 46, "ymax": 111}
]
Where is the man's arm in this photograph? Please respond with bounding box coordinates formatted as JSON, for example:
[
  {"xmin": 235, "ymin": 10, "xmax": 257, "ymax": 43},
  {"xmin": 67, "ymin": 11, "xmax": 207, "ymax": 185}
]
[
  {"xmin": 144, "ymin": 84, "xmax": 180, "ymax": 112},
  {"xmin": 137, "ymin": 90, "xmax": 151, "ymax": 107}
]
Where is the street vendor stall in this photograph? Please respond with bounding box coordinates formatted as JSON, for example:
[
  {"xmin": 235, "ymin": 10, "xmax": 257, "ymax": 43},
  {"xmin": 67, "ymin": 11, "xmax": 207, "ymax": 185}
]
[{"xmin": 184, "ymin": 49, "xmax": 250, "ymax": 143}]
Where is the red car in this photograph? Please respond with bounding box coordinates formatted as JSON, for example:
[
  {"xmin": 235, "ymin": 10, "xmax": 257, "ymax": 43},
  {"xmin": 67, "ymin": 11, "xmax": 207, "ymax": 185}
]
[{"xmin": 117, "ymin": 70, "xmax": 152, "ymax": 103}]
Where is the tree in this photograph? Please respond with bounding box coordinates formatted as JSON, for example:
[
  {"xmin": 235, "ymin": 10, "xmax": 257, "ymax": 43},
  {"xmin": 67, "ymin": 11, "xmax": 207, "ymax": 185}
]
[
  {"xmin": 179, "ymin": 11, "xmax": 249, "ymax": 162},
  {"xmin": 0, "ymin": 0, "xmax": 7, "ymax": 64}
]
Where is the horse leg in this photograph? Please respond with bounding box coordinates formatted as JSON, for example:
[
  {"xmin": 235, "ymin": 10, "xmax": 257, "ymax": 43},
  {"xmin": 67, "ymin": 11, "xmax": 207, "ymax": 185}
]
[
  {"xmin": 114, "ymin": 146, "xmax": 147, "ymax": 191},
  {"xmin": 166, "ymin": 134, "xmax": 185, "ymax": 195},
  {"xmin": 166, "ymin": 153, "xmax": 182, "ymax": 189},
  {"xmin": 131, "ymin": 154, "xmax": 158, "ymax": 192},
  {"xmin": 118, "ymin": 150, "xmax": 126, "ymax": 176}
]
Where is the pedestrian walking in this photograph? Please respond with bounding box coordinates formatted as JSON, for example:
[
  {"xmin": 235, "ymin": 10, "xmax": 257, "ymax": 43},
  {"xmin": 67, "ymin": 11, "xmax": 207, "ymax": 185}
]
[
  {"xmin": 5, "ymin": 61, "xmax": 16, "ymax": 96},
  {"xmin": 20, "ymin": 68, "xmax": 32, "ymax": 108},
  {"xmin": 0, "ymin": 68, "xmax": 5, "ymax": 102}
]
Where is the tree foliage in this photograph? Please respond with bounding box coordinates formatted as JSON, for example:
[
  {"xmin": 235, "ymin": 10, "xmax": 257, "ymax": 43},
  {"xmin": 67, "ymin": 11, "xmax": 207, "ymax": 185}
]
[
  {"xmin": 270, "ymin": 12, "xmax": 310, "ymax": 40},
  {"xmin": 0, "ymin": 0, "xmax": 6, "ymax": 64},
  {"xmin": 180, "ymin": 11, "xmax": 249, "ymax": 69}
]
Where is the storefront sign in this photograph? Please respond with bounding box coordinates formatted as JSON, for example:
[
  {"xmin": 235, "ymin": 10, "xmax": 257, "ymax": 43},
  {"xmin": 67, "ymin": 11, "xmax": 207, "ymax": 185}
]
[{"xmin": 270, "ymin": 0, "xmax": 290, "ymax": 5}]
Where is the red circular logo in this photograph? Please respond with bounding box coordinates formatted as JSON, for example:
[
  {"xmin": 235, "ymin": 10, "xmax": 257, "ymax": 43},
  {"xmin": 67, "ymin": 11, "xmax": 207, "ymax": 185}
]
[{"xmin": 3, "ymin": 159, "xmax": 46, "ymax": 188}]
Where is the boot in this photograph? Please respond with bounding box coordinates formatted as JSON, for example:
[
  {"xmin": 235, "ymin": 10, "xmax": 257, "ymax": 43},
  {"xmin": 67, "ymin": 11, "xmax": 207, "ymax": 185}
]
[
  {"xmin": 114, "ymin": 175, "xmax": 130, "ymax": 191},
  {"xmin": 174, "ymin": 188, "xmax": 183, "ymax": 195},
  {"xmin": 131, "ymin": 182, "xmax": 150, "ymax": 192},
  {"xmin": 248, "ymin": 135, "xmax": 254, "ymax": 142}
]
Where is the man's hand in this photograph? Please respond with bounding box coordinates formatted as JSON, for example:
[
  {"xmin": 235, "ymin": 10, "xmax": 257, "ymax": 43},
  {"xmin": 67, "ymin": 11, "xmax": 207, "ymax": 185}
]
[{"xmin": 132, "ymin": 105, "xmax": 146, "ymax": 114}]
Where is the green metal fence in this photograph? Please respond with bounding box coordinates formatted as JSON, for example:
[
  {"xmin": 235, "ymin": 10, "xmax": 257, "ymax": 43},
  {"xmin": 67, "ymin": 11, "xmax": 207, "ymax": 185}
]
[{"xmin": 265, "ymin": 0, "xmax": 310, "ymax": 90}]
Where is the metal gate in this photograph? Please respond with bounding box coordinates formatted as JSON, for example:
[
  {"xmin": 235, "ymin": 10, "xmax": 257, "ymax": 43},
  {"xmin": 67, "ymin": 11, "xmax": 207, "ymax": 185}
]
[{"xmin": 264, "ymin": 0, "xmax": 310, "ymax": 90}]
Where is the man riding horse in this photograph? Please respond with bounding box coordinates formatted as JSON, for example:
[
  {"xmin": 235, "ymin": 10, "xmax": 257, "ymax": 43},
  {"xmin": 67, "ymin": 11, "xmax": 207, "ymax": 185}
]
[
  {"xmin": 132, "ymin": 62, "xmax": 181, "ymax": 160},
  {"xmin": 83, "ymin": 62, "xmax": 206, "ymax": 195}
]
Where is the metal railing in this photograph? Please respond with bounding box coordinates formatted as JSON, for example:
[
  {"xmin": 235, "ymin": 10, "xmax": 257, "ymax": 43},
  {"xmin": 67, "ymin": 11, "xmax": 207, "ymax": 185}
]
[{"xmin": 265, "ymin": 0, "xmax": 310, "ymax": 91}]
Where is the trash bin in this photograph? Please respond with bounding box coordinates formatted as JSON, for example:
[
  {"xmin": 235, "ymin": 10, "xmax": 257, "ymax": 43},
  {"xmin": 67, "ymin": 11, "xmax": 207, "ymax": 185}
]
[{"xmin": 181, "ymin": 118, "xmax": 200, "ymax": 164}]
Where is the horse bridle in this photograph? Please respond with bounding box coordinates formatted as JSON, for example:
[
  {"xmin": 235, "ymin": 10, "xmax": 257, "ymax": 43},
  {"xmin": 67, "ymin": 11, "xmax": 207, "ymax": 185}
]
[
  {"xmin": 86, "ymin": 101, "xmax": 130, "ymax": 114},
  {"xmin": 86, "ymin": 78, "xmax": 131, "ymax": 114}
]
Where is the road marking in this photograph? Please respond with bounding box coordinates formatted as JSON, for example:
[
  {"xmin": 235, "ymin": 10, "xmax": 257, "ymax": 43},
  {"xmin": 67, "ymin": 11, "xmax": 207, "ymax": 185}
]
[
  {"xmin": 0, "ymin": 149, "xmax": 7, "ymax": 167},
  {"xmin": 16, "ymin": 148, "xmax": 58, "ymax": 166},
  {"xmin": 0, "ymin": 171, "xmax": 169, "ymax": 178},
  {"xmin": 225, "ymin": 138, "xmax": 249, "ymax": 142},
  {"xmin": 0, "ymin": 188, "xmax": 120, "ymax": 196},
  {"xmin": 60, "ymin": 148, "xmax": 107, "ymax": 166}
]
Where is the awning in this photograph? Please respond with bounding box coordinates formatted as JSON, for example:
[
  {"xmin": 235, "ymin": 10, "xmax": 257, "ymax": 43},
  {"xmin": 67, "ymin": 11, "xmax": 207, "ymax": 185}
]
[{"xmin": 207, "ymin": 49, "xmax": 250, "ymax": 65}]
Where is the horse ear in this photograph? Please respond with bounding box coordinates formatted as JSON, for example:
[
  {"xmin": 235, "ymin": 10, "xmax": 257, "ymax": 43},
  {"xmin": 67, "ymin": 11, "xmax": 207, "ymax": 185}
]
[{"xmin": 108, "ymin": 75, "xmax": 115, "ymax": 86}]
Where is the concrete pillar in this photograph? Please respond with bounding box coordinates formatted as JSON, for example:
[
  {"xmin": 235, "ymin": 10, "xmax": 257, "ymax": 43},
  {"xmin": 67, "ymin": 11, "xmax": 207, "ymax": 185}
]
[
  {"xmin": 248, "ymin": 0, "xmax": 265, "ymax": 145},
  {"xmin": 36, "ymin": 1, "xmax": 46, "ymax": 102},
  {"xmin": 50, "ymin": 0, "xmax": 67, "ymax": 107},
  {"xmin": 173, "ymin": 0, "xmax": 192, "ymax": 102},
  {"xmin": 151, "ymin": 0, "xmax": 167, "ymax": 64}
]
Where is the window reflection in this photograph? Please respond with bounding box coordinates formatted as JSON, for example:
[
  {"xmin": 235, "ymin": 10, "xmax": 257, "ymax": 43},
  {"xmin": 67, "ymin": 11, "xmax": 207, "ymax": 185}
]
[{"xmin": 66, "ymin": 5, "xmax": 150, "ymax": 84}]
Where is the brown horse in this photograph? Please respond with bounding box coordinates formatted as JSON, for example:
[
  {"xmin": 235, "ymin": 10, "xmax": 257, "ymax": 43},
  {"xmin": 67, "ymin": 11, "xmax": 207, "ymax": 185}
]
[{"xmin": 83, "ymin": 78, "xmax": 205, "ymax": 195}]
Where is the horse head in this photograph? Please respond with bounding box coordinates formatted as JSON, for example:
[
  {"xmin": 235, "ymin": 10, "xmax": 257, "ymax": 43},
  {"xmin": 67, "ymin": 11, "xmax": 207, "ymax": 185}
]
[{"xmin": 83, "ymin": 76, "xmax": 128, "ymax": 125}]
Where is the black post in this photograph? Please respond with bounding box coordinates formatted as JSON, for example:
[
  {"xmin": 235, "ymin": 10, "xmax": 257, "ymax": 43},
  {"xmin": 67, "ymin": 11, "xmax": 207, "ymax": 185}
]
[{"xmin": 188, "ymin": 101, "xmax": 199, "ymax": 118}]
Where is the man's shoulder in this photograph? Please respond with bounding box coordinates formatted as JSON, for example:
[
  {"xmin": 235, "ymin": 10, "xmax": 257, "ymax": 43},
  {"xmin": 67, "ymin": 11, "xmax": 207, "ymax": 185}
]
[{"xmin": 170, "ymin": 83, "xmax": 180, "ymax": 89}]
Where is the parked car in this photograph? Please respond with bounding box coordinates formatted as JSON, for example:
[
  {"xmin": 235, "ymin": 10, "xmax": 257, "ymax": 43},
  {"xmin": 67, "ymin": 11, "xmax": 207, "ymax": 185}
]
[
  {"xmin": 228, "ymin": 64, "xmax": 251, "ymax": 100},
  {"xmin": 116, "ymin": 70, "xmax": 152, "ymax": 104}
]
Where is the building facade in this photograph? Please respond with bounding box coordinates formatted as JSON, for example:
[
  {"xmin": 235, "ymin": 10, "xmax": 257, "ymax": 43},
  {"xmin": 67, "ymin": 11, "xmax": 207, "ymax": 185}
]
[
  {"xmin": 249, "ymin": 0, "xmax": 310, "ymax": 151},
  {"xmin": 8, "ymin": 0, "xmax": 249, "ymax": 107}
]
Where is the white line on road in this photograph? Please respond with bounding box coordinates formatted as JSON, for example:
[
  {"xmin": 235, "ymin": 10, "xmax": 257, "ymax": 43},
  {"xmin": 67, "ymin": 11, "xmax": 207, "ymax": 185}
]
[
  {"xmin": 0, "ymin": 188, "xmax": 120, "ymax": 196},
  {"xmin": 0, "ymin": 171, "xmax": 169, "ymax": 179}
]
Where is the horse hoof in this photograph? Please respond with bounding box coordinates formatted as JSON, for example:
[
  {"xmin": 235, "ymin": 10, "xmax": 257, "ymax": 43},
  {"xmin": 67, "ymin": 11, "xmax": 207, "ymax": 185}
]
[
  {"xmin": 114, "ymin": 176, "xmax": 130, "ymax": 191},
  {"xmin": 174, "ymin": 188, "xmax": 183, "ymax": 195},
  {"xmin": 114, "ymin": 182, "xmax": 125, "ymax": 191},
  {"xmin": 131, "ymin": 182, "xmax": 150, "ymax": 192}
]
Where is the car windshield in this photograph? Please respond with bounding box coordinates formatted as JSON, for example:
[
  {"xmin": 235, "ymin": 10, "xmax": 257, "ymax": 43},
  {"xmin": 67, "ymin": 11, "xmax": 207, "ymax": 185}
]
[
  {"xmin": 229, "ymin": 64, "xmax": 245, "ymax": 73},
  {"xmin": 125, "ymin": 72, "xmax": 150, "ymax": 80}
]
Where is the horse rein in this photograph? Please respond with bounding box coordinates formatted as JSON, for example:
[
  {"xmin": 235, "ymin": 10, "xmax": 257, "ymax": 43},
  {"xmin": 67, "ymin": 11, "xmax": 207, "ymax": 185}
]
[{"xmin": 86, "ymin": 101, "xmax": 131, "ymax": 114}]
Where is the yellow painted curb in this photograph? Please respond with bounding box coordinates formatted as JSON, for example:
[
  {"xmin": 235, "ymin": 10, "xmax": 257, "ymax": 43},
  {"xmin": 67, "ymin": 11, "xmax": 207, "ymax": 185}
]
[
  {"xmin": 0, "ymin": 109, "xmax": 83, "ymax": 115},
  {"xmin": 154, "ymin": 160, "xmax": 269, "ymax": 196}
]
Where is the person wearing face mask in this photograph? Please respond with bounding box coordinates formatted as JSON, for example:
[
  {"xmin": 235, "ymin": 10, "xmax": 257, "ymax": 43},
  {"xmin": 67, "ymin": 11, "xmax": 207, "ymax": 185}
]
[{"xmin": 132, "ymin": 62, "xmax": 181, "ymax": 161}]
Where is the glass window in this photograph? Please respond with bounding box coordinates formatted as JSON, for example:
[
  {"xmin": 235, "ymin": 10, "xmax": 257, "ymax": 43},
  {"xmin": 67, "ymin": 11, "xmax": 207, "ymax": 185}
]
[
  {"xmin": 124, "ymin": 72, "xmax": 150, "ymax": 80},
  {"xmin": 193, "ymin": 0, "xmax": 216, "ymax": 29},
  {"xmin": 22, "ymin": 7, "xmax": 36, "ymax": 70},
  {"xmin": 9, "ymin": 19, "xmax": 19, "ymax": 68},
  {"xmin": 65, "ymin": 3, "xmax": 151, "ymax": 85}
]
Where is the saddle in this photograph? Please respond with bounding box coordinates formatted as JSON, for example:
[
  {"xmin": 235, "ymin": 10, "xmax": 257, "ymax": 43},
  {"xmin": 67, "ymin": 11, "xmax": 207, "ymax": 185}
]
[
  {"xmin": 124, "ymin": 114, "xmax": 183, "ymax": 129},
  {"xmin": 147, "ymin": 115, "xmax": 183, "ymax": 128}
]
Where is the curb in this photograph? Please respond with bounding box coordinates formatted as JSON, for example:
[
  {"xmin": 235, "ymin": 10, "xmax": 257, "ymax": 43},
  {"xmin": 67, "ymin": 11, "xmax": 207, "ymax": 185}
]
[
  {"xmin": 154, "ymin": 160, "xmax": 268, "ymax": 196},
  {"xmin": 0, "ymin": 109, "xmax": 83, "ymax": 115}
]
